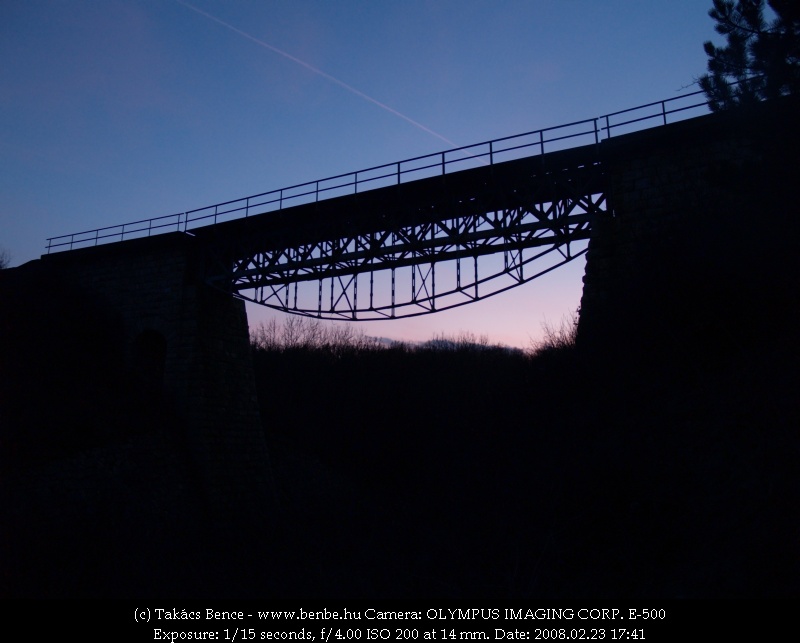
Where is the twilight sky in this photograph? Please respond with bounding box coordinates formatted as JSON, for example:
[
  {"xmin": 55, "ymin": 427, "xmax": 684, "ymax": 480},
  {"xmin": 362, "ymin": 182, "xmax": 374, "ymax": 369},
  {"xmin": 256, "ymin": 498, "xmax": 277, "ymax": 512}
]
[{"xmin": 1, "ymin": 1, "xmax": 719, "ymax": 347}]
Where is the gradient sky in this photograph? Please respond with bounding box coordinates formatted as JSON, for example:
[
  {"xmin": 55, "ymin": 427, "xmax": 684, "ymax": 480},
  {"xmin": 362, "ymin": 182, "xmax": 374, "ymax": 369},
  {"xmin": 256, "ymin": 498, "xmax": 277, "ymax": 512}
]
[{"xmin": 1, "ymin": 1, "xmax": 719, "ymax": 348}]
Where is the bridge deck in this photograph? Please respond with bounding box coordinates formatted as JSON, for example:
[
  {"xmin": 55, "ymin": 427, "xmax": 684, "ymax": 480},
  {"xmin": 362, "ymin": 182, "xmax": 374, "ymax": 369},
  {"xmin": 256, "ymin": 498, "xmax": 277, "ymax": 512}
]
[
  {"xmin": 192, "ymin": 143, "xmax": 603, "ymax": 254},
  {"xmin": 45, "ymin": 86, "xmax": 712, "ymax": 256},
  {"xmin": 41, "ymin": 88, "xmax": 726, "ymax": 319}
]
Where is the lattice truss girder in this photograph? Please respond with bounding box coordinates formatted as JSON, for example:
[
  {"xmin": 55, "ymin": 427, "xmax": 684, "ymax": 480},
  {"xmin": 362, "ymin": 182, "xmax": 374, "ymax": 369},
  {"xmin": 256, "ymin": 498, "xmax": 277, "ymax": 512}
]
[{"xmin": 226, "ymin": 180, "xmax": 606, "ymax": 320}]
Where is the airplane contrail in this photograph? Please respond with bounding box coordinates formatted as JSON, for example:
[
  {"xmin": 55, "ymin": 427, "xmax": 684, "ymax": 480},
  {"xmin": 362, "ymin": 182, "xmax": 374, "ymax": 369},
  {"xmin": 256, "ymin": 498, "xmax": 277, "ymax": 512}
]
[{"xmin": 173, "ymin": 0, "xmax": 460, "ymax": 149}]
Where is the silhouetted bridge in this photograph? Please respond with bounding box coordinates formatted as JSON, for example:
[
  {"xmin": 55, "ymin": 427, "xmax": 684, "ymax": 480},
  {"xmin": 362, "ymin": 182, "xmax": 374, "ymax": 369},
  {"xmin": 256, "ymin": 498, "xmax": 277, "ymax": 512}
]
[
  {"xmin": 46, "ymin": 90, "xmax": 710, "ymax": 320},
  {"xmin": 28, "ymin": 90, "xmax": 797, "ymax": 521}
]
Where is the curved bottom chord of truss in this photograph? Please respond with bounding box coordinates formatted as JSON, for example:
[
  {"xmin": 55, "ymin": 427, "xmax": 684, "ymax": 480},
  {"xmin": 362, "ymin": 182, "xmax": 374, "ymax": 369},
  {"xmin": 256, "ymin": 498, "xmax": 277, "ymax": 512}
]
[
  {"xmin": 230, "ymin": 196, "xmax": 600, "ymax": 320},
  {"xmin": 238, "ymin": 243, "xmax": 589, "ymax": 321}
]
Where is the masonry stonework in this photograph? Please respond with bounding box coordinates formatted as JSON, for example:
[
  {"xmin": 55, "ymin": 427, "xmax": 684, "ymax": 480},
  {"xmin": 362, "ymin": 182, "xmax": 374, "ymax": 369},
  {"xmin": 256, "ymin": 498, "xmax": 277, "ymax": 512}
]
[
  {"xmin": 39, "ymin": 232, "xmax": 274, "ymax": 514},
  {"xmin": 578, "ymin": 97, "xmax": 799, "ymax": 358}
]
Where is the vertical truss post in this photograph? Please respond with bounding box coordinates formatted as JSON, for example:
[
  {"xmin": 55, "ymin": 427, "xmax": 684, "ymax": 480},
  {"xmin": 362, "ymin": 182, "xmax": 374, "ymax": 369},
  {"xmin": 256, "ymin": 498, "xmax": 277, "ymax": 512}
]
[
  {"xmin": 431, "ymin": 262, "xmax": 436, "ymax": 310},
  {"xmin": 369, "ymin": 271, "xmax": 375, "ymax": 310},
  {"xmin": 474, "ymin": 255, "xmax": 479, "ymax": 299},
  {"xmin": 353, "ymin": 275, "xmax": 358, "ymax": 318},
  {"xmin": 391, "ymin": 267, "xmax": 396, "ymax": 318}
]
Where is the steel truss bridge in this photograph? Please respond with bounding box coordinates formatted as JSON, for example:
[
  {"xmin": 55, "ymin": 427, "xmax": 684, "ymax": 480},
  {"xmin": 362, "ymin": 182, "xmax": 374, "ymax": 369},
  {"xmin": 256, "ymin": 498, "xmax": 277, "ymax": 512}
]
[{"xmin": 46, "ymin": 89, "xmax": 709, "ymax": 320}]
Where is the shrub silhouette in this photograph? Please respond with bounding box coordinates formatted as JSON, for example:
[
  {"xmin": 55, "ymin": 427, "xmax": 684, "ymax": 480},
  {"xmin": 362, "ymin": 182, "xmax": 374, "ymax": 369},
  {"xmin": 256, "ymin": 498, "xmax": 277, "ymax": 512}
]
[{"xmin": 528, "ymin": 309, "xmax": 579, "ymax": 357}]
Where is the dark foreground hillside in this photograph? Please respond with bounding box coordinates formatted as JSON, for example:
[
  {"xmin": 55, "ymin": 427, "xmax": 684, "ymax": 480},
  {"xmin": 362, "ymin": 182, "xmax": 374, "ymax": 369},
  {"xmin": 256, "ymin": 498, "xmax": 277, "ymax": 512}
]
[
  {"xmin": 250, "ymin": 330, "xmax": 798, "ymax": 598},
  {"xmin": 1, "ymin": 258, "xmax": 796, "ymax": 598}
]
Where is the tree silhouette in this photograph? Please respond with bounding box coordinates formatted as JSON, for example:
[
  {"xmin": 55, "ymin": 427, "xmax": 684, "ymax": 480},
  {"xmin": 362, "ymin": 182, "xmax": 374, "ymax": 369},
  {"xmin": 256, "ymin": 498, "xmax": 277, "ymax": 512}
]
[{"xmin": 699, "ymin": 0, "xmax": 800, "ymax": 110}]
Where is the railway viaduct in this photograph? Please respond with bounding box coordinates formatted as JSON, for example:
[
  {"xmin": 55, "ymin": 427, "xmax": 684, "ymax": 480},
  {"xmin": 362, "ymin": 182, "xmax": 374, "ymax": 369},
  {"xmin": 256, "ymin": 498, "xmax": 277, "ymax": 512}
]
[{"xmin": 11, "ymin": 94, "xmax": 799, "ymax": 510}]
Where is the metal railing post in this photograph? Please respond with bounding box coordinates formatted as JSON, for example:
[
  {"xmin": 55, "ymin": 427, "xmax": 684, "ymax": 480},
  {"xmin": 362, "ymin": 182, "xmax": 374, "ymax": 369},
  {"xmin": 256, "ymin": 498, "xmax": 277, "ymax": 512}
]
[
  {"xmin": 489, "ymin": 141, "xmax": 494, "ymax": 165},
  {"xmin": 661, "ymin": 100, "xmax": 667, "ymax": 126}
]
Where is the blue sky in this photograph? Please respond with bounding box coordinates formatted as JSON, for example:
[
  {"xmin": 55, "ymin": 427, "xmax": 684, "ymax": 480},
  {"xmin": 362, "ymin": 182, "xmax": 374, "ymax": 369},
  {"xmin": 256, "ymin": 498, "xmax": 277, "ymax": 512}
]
[{"xmin": 1, "ymin": 1, "xmax": 718, "ymax": 347}]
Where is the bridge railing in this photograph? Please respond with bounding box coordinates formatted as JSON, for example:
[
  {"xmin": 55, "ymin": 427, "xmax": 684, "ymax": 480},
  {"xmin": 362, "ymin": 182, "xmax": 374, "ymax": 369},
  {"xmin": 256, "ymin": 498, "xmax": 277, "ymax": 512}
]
[
  {"xmin": 46, "ymin": 88, "xmax": 708, "ymax": 253},
  {"xmin": 44, "ymin": 212, "xmax": 190, "ymax": 253}
]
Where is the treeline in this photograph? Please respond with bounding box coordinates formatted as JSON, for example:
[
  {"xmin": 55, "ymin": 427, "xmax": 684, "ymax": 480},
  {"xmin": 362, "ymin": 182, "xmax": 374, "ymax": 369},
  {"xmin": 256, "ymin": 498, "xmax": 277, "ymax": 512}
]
[
  {"xmin": 249, "ymin": 313, "xmax": 578, "ymax": 357},
  {"xmin": 247, "ymin": 308, "xmax": 796, "ymax": 597},
  {"xmin": 245, "ymin": 311, "xmax": 617, "ymax": 595}
]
